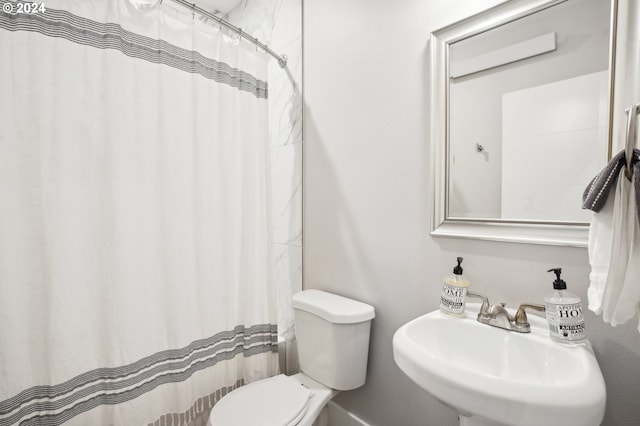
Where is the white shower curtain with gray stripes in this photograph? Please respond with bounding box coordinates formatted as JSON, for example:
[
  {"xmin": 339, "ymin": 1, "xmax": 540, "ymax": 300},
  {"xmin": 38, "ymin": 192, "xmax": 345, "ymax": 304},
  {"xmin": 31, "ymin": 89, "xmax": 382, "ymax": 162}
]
[{"xmin": 0, "ymin": 1, "xmax": 278, "ymax": 425}]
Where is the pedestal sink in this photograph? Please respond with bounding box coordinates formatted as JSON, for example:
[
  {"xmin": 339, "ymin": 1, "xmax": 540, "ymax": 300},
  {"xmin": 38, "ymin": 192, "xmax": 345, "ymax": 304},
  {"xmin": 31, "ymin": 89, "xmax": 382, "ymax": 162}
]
[{"xmin": 392, "ymin": 303, "xmax": 606, "ymax": 426}]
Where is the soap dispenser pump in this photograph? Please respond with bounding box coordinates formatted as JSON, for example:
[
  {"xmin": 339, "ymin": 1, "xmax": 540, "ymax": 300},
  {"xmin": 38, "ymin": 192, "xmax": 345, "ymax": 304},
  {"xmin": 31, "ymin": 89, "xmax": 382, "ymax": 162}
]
[
  {"xmin": 544, "ymin": 268, "xmax": 586, "ymax": 345},
  {"xmin": 439, "ymin": 257, "xmax": 470, "ymax": 317}
]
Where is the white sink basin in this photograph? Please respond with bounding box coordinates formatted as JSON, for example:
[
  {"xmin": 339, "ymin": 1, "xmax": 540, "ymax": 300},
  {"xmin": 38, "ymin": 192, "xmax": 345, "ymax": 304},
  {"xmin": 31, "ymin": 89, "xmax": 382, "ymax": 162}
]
[{"xmin": 392, "ymin": 303, "xmax": 606, "ymax": 426}]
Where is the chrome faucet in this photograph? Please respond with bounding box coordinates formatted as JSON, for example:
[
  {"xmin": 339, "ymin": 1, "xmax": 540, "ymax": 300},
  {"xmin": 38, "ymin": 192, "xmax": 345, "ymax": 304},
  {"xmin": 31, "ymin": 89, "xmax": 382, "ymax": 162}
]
[{"xmin": 467, "ymin": 291, "xmax": 545, "ymax": 333}]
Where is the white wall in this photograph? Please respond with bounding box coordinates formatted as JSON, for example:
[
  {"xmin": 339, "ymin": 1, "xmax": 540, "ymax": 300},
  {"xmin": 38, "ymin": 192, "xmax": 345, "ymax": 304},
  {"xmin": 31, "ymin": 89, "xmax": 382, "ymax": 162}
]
[
  {"xmin": 501, "ymin": 71, "xmax": 608, "ymax": 221},
  {"xmin": 303, "ymin": 1, "xmax": 640, "ymax": 425},
  {"xmin": 611, "ymin": 0, "xmax": 640, "ymax": 150}
]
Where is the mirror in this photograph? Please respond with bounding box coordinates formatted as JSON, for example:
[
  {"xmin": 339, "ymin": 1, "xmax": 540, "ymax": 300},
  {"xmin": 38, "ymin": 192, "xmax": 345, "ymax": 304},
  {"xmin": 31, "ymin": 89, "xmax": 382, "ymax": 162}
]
[{"xmin": 430, "ymin": 0, "xmax": 616, "ymax": 246}]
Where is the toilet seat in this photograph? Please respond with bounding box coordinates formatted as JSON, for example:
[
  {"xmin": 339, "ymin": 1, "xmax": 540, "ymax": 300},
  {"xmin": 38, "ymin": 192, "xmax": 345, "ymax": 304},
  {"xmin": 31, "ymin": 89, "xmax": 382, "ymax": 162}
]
[{"xmin": 208, "ymin": 374, "xmax": 312, "ymax": 426}]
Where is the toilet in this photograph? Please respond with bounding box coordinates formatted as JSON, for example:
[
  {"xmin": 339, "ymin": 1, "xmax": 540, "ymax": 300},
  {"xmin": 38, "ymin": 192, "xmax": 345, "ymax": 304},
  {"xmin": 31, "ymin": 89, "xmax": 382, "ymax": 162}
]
[{"xmin": 207, "ymin": 289, "xmax": 375, "ymax": 426}]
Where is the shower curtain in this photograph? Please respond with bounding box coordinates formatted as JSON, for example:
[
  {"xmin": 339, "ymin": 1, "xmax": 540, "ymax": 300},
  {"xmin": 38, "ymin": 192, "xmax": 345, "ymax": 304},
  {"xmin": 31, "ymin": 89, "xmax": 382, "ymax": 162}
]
[{"xmin": 0, "ymin": 1, "xmax": 278, "ymax": 425}]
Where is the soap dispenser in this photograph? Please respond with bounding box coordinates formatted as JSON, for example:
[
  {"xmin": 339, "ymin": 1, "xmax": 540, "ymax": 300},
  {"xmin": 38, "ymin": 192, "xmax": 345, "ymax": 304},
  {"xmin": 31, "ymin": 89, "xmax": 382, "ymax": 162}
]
[
  {"xmin": 440, "ymin": 257, "xmax": 470, "ymax": 317},
  {"xmin": 544, "ymin": 268, "xmax": 586, "ymax": 345}
]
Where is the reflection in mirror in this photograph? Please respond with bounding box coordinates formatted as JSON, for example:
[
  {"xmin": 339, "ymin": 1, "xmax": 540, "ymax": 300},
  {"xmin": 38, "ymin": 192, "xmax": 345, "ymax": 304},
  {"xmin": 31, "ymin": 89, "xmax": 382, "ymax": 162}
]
[{"xmin": 447, "ymin": 0, "xmax": 611, "ymax": 223}]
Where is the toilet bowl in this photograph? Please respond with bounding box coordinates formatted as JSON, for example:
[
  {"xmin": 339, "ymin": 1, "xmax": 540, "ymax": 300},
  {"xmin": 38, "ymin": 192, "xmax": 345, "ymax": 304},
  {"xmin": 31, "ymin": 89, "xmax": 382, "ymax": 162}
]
[{"xmin": 207, "ymin": 290, "xmax": 375, "ymax": 426}]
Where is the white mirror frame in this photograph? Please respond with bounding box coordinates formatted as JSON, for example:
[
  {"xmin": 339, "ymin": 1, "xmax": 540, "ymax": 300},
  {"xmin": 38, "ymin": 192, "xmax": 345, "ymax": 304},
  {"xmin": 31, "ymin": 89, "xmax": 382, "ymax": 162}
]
[{"xmin": 430, "ymin": 0, "xmax": 618, "ymax": 247}]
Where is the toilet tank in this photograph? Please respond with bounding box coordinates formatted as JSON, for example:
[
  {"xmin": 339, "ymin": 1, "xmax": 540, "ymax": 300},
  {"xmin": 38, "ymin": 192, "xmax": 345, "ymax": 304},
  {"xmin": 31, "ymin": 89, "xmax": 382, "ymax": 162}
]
[{"xmin": 292, "ymin": 290, "xmax": 375, "ymax": 391}]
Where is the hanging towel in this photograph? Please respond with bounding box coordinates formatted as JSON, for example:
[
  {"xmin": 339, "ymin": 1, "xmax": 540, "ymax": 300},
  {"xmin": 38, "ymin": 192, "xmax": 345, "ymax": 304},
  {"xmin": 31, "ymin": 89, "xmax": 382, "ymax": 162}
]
[
  {"xmin": 601, "ymin": 171, "xmax": 640, "ymax": 327},
  {"xmin": 587, "ymin": 182, "xmax": 615, "ymax": 315},
  {"xmin": 584, "ymin": 149, "xmax": 640, "ymax": 330},
  {"xmin": 583, "ymin": 148, "xmax": 640, "ymax": 225}
]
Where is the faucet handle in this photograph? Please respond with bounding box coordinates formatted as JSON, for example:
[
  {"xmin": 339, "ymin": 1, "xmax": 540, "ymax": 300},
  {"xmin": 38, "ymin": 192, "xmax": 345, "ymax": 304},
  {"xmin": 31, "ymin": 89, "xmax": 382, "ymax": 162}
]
[
  {"xmin": 467, "ymin": 291, "xmax": 490, "ymax": 317},
  {"xmin": 514, "ymin": 304, "xmax": 546, "ymax": 331}
]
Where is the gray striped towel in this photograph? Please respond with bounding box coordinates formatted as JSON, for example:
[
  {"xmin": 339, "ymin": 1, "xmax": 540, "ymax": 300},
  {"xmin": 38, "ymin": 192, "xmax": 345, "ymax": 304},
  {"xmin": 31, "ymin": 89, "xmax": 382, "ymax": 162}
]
[{"xmin": 582, "ymin": 148, "xmax": 640, "ymax": 224}]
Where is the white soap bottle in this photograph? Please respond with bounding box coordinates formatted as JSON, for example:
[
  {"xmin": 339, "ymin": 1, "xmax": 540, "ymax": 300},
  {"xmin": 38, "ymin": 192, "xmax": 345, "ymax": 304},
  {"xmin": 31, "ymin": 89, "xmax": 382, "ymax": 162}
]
[
  {"xmin": 440, "ymin": 257, "xmax": 470, "ymax": 317},
  {"xmin": 544, "ymin": 268, "xmax": 586, "ymax": 345}
]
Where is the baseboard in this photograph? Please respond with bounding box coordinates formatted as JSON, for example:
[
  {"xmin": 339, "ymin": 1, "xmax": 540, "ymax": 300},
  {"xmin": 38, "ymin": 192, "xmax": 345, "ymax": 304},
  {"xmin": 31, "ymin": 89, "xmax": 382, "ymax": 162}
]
[{"xmin": 327, "ymin": 401, "xmax": 371, "ymax": 426}]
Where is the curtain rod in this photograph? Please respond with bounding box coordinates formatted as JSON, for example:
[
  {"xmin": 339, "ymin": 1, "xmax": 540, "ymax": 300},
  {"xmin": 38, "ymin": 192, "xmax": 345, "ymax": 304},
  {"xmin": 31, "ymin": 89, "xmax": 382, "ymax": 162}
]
[{"xmin": 170, "ymin": 0, "xmax": 287, "ymax": 68}]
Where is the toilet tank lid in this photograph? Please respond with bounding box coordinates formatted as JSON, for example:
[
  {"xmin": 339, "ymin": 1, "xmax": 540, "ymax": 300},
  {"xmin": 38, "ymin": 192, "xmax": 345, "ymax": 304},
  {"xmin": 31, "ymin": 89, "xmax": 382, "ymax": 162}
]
[{"xmin": 293, "ymin": 290, "xmax": 375, "ymax": 324}]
